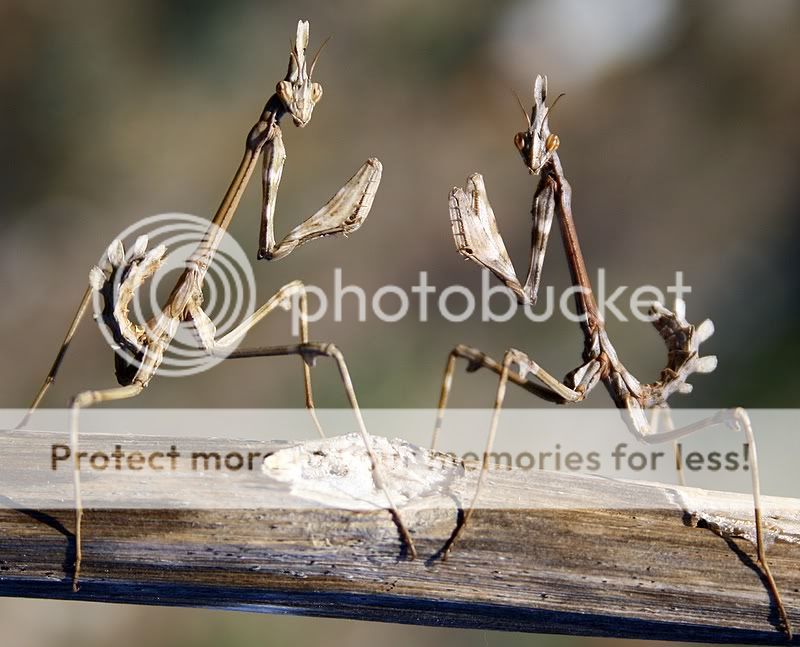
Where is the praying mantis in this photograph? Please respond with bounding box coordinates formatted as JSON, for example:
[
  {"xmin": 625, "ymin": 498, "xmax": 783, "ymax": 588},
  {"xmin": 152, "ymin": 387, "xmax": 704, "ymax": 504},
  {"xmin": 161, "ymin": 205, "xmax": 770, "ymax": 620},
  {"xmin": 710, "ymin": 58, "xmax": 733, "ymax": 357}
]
[
  {"xmin": 16, "ymin": 20, "xmax": 416, "ymax": 591},
  {"xmin": 433, "ymin": 75, "xmax": 792, "ymax": 638}
]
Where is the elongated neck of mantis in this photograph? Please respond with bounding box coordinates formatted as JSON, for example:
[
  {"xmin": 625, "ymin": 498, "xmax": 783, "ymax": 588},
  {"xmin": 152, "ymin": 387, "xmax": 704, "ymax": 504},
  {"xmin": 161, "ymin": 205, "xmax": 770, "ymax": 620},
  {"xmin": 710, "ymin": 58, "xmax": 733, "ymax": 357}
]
[
  {"xmin": 167, "ymin": 95, "xmax": 286, "ymax": 312},
  {"xmin": 199, "ymin": 94, "xmax": 285, "ymax": 260},
  {"xmin": 548, "ymin": 154, "xmax": 602, "ymax": 332}
]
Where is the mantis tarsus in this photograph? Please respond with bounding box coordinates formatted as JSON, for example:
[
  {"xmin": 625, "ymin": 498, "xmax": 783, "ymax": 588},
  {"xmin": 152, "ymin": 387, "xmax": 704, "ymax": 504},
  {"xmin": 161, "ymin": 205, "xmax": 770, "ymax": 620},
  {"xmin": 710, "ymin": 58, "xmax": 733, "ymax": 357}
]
[
  {"xmin": 434, "ymin": 74, "xmax": 792, "ymax": 638},
  {"xmin": 17, "ymin": 20, "xmax": 417, "ymax": 591}
]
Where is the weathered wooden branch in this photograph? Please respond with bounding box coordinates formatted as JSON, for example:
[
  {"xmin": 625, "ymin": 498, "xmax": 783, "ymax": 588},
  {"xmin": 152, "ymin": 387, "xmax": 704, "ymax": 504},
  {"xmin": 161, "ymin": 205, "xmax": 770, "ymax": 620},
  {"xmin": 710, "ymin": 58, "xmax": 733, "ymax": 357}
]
[{"xmin": 0, "ymin": 430, "xmax": 798, "ymax": 643}]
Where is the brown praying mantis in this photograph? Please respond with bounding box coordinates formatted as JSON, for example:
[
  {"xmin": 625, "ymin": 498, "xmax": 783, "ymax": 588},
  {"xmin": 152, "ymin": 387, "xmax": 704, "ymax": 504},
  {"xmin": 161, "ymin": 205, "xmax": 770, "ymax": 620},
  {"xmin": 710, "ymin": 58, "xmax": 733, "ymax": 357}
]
[
  {"xmin": 16, "ymin": 20, "xmax": 417, "ymax": 591},
  {"xmin": 433, "ymin": 75, "xmax": 792, "ymax": 638}
]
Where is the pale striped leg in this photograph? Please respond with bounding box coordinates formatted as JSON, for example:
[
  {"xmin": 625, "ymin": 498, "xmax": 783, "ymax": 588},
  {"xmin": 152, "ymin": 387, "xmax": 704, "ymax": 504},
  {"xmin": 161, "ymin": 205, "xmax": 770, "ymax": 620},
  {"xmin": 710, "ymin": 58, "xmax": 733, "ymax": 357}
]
[
  {"xmin": 69, "ymin": 383, "xmax": 144, "ymax": 591},
  {"xmin": 625, "ymin": 404, "xmax": 791, "ymax": 638},
  {"xmin": 649, "ymin": 404, "xmax": 685, "ymax": 486},
  {"xmin": 190, "ymin": 281, "xmax": 323, "ymax": 437}
]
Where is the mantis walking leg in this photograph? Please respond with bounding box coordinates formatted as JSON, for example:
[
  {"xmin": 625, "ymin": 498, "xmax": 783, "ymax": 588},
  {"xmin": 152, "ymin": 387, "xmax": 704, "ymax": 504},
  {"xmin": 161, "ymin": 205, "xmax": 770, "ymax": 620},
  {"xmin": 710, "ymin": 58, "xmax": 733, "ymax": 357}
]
[
  {"xmin": 431, "ymin": 345, "xmax": 567, "ymax": 450},
  {"xmin": 217, "ymin": 342, "xmax": 417, "ymax": 559},
  {"xmin": 69, "ymin": 383, "xmax": 144, "ymax": 590},
  {"xmin": 649, "ymin": 405, "xmax": 686, "ymax": 486},
  {"xmin": 432, "ymin": 343, "xmax": 599, "ymax": 449},
  {"xmin": 190, "ymin": 281, "xmax": 324, "ymax": 437},
  {"xmin": 17, "ymin": 287, "xmax": 93, "ymax": 429},
  {"xmin": 433, "ymin": 346, "xmax": 600, "ymax": 558},
  {"xmin": 622, "ymin": 404, "xmax": 791, "ymax": 637}
]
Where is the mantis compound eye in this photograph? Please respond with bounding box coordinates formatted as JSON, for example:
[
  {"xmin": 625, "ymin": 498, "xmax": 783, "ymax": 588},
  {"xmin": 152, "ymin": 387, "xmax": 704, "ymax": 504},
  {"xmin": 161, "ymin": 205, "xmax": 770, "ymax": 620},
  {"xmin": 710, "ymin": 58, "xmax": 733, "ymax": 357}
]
[
  {"xmin": 545, "ymin": 133, "xmax": 560, "ymax": 153},
  {"xmin": 277, "ymin": 80, "xmax": 294, "ymax": 105},
  {"xmin": 311, "ymin": 82, "xmax": 323, "ymax": 103},
  {"xmin": 514, "ymin": 132, "xmax": 526, "ymax": 152}
]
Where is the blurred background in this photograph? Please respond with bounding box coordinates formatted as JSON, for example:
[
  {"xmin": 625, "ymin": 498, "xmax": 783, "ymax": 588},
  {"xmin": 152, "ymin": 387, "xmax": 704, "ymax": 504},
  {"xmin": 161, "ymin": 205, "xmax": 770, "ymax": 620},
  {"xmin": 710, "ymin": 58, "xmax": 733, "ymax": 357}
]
[{"xmin": 0, "ymin": 0, "xmax": 798, "ymax": 645}]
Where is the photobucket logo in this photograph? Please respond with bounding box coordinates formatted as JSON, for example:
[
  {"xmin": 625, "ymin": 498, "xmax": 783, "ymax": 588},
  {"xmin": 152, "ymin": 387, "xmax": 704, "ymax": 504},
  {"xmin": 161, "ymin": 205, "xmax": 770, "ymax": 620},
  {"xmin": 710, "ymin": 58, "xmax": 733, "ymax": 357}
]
[
  {"xmin": 289, "ymin": 268, "xmax": 692, "ymax": 334},
  {"xmin": 90, "ymin": 213, "xmax": 256, "ymax": 377}
]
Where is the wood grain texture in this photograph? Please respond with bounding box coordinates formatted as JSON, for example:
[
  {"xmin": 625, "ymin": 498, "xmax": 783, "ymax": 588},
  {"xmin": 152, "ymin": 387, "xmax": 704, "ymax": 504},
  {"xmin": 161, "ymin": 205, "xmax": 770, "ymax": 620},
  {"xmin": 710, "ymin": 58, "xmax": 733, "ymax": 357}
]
[{"xmin": 0, "ymin": 430, "xmax": 798, "ymax": 644}]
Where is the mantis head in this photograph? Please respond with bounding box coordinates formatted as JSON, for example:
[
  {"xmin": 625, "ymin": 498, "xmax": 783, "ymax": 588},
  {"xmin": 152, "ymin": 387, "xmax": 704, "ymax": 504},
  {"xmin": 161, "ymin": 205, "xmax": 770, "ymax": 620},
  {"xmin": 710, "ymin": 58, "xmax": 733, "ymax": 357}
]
[
  {"xmin": 277, "ymin": 20, "xmax": 326, "ymax": 128},
  {"xmin": 513, "ymin": 75, "xmax": 564, "ymax": 175}
]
